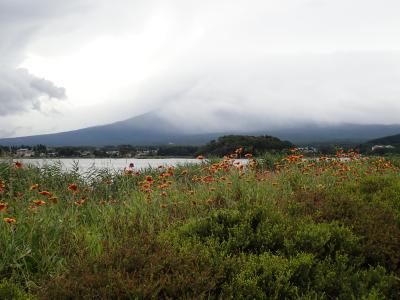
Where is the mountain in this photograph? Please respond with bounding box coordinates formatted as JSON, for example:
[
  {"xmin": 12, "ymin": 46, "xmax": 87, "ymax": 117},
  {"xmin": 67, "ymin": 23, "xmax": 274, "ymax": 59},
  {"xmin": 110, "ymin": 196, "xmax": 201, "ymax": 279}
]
[
  {"xmin": 265, "ymin": 123, "xmax": 400, "ymax": 145},
  {"xmin": 367, "ymin": 133, "xmax": 400, "ymax": 146},
  {"xmin": 1, "ymin": 111, "xmax": 400, "ymax": 146},
  {"xmin": 358, "ymin": 133, "xmax": 400, "ymax": 154},
  {"xmin": 0, "ymin": 112, "xmax": 228, "ymax": 146}
]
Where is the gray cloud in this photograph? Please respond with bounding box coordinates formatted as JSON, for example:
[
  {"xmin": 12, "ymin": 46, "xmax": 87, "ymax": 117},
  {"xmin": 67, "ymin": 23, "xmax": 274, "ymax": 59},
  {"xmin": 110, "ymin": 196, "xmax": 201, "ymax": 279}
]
[
  {"xmin": 0, "ymin": 67, "xmax": 66, "ymax": 116},
  {"xmin": 0, "ymin": 0, "xmax": 84, "ymax": 116},
  {"xmin": 130, "ymin": 51, "xmax": 400, "ymax": 133}
]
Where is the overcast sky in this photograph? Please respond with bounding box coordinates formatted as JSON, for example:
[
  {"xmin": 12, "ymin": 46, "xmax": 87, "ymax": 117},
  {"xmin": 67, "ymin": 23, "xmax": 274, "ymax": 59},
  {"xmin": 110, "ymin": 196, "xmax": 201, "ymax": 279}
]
[{"xmin": 1, "ymin": 0, "xmax": 400, "ymax": 137}]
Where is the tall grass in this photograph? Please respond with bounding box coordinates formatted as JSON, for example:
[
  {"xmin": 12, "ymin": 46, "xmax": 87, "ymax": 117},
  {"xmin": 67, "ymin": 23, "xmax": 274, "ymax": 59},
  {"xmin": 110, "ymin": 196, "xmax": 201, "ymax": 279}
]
[{"xmin": 0, "ymin": 151, "xmax": 400, "ymax": 299}]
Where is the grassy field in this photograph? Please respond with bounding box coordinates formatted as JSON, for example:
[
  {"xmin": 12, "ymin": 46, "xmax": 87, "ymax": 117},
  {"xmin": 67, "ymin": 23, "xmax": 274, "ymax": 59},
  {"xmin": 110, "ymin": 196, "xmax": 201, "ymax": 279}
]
[{"xmin": 1, "ymin": 149, "xmax": 400, "ymax": 299}]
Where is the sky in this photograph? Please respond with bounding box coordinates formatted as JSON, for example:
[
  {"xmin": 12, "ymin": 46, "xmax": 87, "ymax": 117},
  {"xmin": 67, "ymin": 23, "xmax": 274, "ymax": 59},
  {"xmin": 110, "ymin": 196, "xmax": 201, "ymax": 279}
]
[{"xmin": 1, "ymin": 0, "xmax": 400, "ymax": 137}]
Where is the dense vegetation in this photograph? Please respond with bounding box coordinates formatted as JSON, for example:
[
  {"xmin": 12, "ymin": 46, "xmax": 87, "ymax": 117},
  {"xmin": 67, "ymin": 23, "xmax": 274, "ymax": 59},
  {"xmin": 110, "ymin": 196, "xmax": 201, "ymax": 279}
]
[
  {"xmin": 198, "ymin": 135, "xmax": 293, "ymax": 156},
  {"xmin": 1, "ymin": 150, "xmax": 400, "ymax": 299},
  {"xmin": 359, "ymin": 133, "xmax": 400, "ymax": 154}
]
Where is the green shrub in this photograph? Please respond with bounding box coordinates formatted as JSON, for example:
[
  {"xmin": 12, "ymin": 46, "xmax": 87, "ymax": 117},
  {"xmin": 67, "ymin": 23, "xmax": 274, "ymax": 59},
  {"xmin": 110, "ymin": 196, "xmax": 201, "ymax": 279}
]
[{"xmin": 0, "ymin": 279, "xmax": 36, "ymax": 300}]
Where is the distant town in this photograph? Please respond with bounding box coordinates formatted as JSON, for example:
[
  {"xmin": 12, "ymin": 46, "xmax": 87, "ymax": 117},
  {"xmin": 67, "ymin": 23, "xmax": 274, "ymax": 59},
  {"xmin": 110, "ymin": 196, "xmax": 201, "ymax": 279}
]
[
  {"xmin": 0, "ymin": 144, "xmax": 205, "ymax": 158},
  {"xmin": 0, "ymin": 135, "xmax": 398, "ymax": 159}
]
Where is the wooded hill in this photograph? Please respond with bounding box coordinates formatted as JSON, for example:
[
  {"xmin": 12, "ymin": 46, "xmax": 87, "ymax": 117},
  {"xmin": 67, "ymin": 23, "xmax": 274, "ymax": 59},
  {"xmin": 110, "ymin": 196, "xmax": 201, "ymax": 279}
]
[{"xmin": 197, "ymin": 135, "xmax": 293, "ymax": 156}]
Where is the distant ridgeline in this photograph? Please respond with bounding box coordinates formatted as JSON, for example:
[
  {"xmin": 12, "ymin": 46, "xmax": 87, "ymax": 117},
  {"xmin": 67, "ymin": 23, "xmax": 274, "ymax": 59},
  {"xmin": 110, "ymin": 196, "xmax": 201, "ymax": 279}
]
[
  {"xmin": 197, "ymin": 135, "xmax": 293, "ymax": 157},
  {"xmin": 359, "ymin": 133, "xmax": 400, "ymax": 154}
]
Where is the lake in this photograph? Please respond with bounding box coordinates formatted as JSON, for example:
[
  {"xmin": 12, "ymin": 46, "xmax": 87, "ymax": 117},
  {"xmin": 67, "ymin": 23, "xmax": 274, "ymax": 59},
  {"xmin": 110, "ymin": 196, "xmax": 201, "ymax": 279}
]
[{"xmin": 7, "ymin": 158, "xmax": 203, "ymax": 174}]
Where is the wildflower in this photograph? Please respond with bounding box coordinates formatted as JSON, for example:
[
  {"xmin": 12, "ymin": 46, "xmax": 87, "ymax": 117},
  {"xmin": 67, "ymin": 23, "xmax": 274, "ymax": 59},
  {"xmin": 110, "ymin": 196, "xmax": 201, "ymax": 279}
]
[
  {"xmin": 145, "ymin": 176, "xmax": 154, "ymax": 184},
  {"xmin": 15, "ymin": 161, "xmax": 23, "ymax": 169},
  {"xmin": 0, "ymin": 180, "xmax": 5, "ymax": 193},
  {"xmin": 30, "ymin": 184, "xmax": 39, "ymax": 191},
  {"xmin": 181, "ymin": 169, "xmax": 188, "ymax": 176},
  {"xmin": 39, "ymin": 191, "xmax": 52, "ymax": 196},
  {"xmin": 160, "ymin": 191, "xmax": 168, "ymax": 197},
  {"xmin": 158, "ymin": 183, "xmax": 169, "ymax": 189},
  {"xmin": 3, "ymin": 217, "xmax": 16, "ymax": 224},
  {"xmin": 74, "ymin": 198, "xmax": 85, "ymax": 206},
  {"xmin": 0, "ymin": 202, "xmax": 7, "ymax": 212},
  {"xmin": 49, "ymin": 196, "xmax": 58, "ymax": 204},
  {"xmin": 244, "ymin": 153, "xmax": 253, "ymax": 158},
  {"xmin": 196, "ymin": 155, "xmax": 205, "ymax": 160},
  {"xmin": 124, "ymin": 170, "xmax": 133, "ymax": 176},
  {"xmin": 68, "ymin": 183, "xmax": 78, "ymax": 191},
  {"xmin": 159, "ymin": 203, "xmax": 167, "ymax": 209},
  {"xmin": 33, "ymin": 200, "xmax": 46, "ymax": 206},
  {"xmin": 15, "ymin": 192, "xmax": 24, "ymax": 198},
  {"xmin": 235, "ymin": 147, "xmax": 243, "ymax": 154},
  {"xmin": 28, "ymin": 205, "xmax": 38, "ymax": 213}
]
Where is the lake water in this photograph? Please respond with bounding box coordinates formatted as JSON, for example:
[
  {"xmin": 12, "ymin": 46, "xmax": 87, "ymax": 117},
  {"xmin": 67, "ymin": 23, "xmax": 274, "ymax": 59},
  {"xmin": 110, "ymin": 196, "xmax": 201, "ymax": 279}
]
[{"xmin": 8, "ymin": 158, "xmax": 202, "ymax": 174}]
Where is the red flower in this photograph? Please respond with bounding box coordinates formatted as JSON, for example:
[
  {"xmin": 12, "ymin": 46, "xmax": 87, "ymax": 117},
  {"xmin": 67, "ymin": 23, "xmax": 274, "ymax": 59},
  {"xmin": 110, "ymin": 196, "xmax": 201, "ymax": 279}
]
[
  {"xmin": 0, "ymin": 202, "xmax": 7, "ymax": 212},
  {"xmin": 145, "ymin": 176, "xmax": 154, "ymax": 184},
  {"xmin": 68, "ymin": 183, "xmax": 78, "ymax": 191},
  {"xmin": 49, "ymin": 197, "xmax": 58, "ymax": 204},
  {"xmin": 15, "ymin": 161, "xmax": 23, "ymax": 169},
  {"xmin": 33, "ymin": 200, "xmax": 46, "ymax": 206},
  {"xmin": 0, "ymin": 180, "xmax": 5, "ymax": 193},
  {"xmin": 39, "ymin": 191, "xmax": 52, "ymax": 196},
  {"xmin": 3, "ymin": 217, "xmax": 16, "ymax": 224},
  {"xmin": 30, "ymin": 184, "xmax": 39, "ymax": 191}
]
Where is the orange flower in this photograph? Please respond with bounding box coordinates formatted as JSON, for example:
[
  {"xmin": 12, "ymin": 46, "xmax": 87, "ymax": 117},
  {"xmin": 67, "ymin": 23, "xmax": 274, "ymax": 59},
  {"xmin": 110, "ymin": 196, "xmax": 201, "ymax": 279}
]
[
  {"xmin": 33, "ymin": 200, "xmax": 46, "ymax": 206},
  {"xmin": 30, "ymin": 184, "xmax": 39, "ymax": 191},
  {"xmin": 3, "ymin": 217, "xmax": 16, "ymax": 224},
  {"xmin": 39, "ymin": 191, "xmax": 52, "ymax": 196},
  {"xmin": 159, "ymin": 203, "xmax": 167, "ymax": 209},
  {"xmin": 196, "ymin": 155, "xmax": 205, "ymax": 160},
  {"xmin": 0, "ymin": 180, "xmax": 5, "ymax": 193},
  {"xmin": 28, "ymin": 205, "xmax": 38, "ymax": 213},
  {"xmin": 124, "ymin": 170, "xmax": 133, "ymax": 176},
  {"xmin": 160, "ymin": 191, "xmax": 168, "ymax": 197},
  {"xmin": 158, "ymin": 183, "xmax": 169, "ymax": 189},
  {"xmin": 49, "ymin": 196, "xmax": 58, "ymax": 204},
  {"xmin": 244, "ymin": 153, "xmax": 253, "ymax": 158},
  {"xmin": 145, "ymin": 176, "xmax": 154, "ymax": 184},
  {"xmin": 74, "ymin": 198, "xmax": 85, "ymax": 206},
  {"xmin": 68, "ymin": 183, "xmax": 78, "ymax": 191},
  {"xmin": 0, "ymin": 202, "xmax": 7, "ymax": 212},
  {"xmin": 15, "ymin": 161, "xmax": 23, "ymax": 169}
]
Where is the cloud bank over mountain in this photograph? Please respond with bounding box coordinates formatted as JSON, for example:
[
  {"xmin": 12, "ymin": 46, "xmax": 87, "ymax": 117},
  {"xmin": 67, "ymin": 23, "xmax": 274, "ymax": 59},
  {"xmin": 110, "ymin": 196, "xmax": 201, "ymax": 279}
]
[{"xmin": 1, "ymin": 0, "xmax": 400, "ymax": 137}]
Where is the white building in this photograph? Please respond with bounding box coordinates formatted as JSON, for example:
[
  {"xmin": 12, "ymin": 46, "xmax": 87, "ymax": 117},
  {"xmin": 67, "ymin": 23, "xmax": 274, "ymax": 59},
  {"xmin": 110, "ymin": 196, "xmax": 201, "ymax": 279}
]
[
  {"xmin": 16, "ymin": 148, "xmax": 35, "ymax": 157},
  {"xmin": 371, "ymin": 145, "xmax": 395, "ymax": 151}
]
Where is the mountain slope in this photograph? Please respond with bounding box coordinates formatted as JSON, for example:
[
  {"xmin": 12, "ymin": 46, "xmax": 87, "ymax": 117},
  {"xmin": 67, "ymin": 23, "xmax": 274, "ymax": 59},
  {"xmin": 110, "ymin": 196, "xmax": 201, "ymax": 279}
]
[
  {"xmin": 366, "ymin": 133, "xmax": 400, "ymax": 146},
  {"xmin": 1, "ymin": 111, "xmax": 400, "ymax": 146}
]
